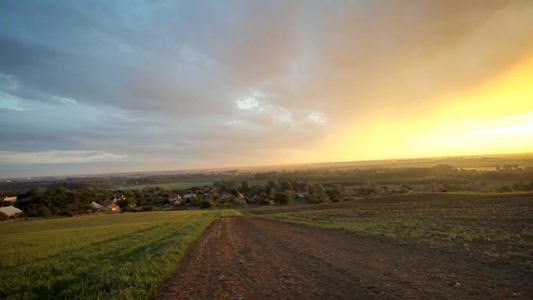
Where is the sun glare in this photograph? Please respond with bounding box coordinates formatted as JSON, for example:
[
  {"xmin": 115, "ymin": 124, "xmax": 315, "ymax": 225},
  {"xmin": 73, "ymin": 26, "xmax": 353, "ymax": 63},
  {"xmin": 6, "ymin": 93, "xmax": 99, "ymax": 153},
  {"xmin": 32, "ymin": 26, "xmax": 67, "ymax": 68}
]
[{"xmin": 332, "ymin": 55, "xmax": 533, "ymax": 162}]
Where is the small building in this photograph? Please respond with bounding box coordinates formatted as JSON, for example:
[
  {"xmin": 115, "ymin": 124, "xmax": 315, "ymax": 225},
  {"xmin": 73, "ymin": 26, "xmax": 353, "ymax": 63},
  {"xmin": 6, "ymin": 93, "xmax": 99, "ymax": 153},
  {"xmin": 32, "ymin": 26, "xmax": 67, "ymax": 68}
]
[
  {"xmin": 103, "ymin": 199, "xmax": 114, "ymax": 207},
  {"xmin": 107, "ymin": 203, "xmax": 120, "ymax": 211},
  {"xmin": 168, "ymin": 194, "xmax": 182, "ymax": 204},
  {"xmin": 377, "ymin": 187, "xmax": 388, "ymax": 195},
  {"xmin": 236, "ymin": 193, "xmax": 246, "ymax": 205},
  {"xmin": 114, "ymin": 194, "xmax": 126, "ymax": 202},
  {"xmin": 182, "ymin": 194, "xmax": 196, "ymax": 202},
  {"xmin": 90, "ymin": 202, "xmax": 103, "ymax": 212},
  {"xmin": 296, "ymin": 192, "xmax": 309, "ymax": 198},
  {"xmin": 342, "ymin": 188, "xmax": 356, "ymax": 196},
  {"xmin": 2, "ymin": 196, "xmax": 17, "ymax": 202},
  {"xmin": 0, "ymin": 206, "xmax": 22, "ymax": 217}
]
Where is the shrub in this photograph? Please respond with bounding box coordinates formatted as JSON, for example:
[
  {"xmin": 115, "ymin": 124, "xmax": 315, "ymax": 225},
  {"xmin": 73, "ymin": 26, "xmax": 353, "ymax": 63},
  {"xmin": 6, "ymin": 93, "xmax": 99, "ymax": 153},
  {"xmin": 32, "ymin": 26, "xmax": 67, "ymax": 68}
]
[
  {"xmin": 60, "ymin": 210, "xmax": 74, "ymax": 217},
  {"xmin": 122, "ymin": 207, "xmax": 138, "ymax": 213},
  {"xmin": 142, "ymin": 206, "xmax": 154, "ymax": 211},
  {"xmin": 37, "ymin": 207, "xmax": 52, "ymax": 218},
  {"xmin": 82, "ymin": 204, "xmax": 95, "ymax": 212},
  {"xmin": 274, "ymin": 192, "xmax": 292, "ymax": 205},
  {"xmin": 258, "ymin": 198, "xmax": 271, "ymax": 206},
  {"xmin": 51, "ymin": 207, "xmax": 61, "ymax": 215},
  {"xmin": 199, "ymin": 200, "xmax": 215, "ymax": 209}
]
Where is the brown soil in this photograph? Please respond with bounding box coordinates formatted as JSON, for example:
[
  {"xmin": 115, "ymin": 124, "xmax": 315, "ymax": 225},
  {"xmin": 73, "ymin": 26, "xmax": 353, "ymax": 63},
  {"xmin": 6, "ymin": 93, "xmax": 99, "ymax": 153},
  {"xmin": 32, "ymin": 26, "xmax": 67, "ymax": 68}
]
[{"xmin": 155, "ymin": 216, "xmax": 531, "ymax": 299}]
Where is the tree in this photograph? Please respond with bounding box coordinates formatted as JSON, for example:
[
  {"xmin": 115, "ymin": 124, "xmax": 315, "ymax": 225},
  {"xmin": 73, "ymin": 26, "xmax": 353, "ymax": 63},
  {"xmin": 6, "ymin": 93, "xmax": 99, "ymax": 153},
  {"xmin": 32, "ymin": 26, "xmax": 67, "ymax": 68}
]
[
  {"xmin": 401, "ymin": 183, "xmax": 414, "ymax": 191},
  {"xmin": 230, "ymin": 188, "xmax": 240, "ymax": 197},
  {"xmin": 199, "ymin": 200, "xmax": 216, "ymax": 209},
  {"xmin": 240, "ymin": 181, "xmax": 250, "ymax": 193},
  {"xmin": 227, "ymin": 195, "xmax": 237, "ymax": 205},
  {"xmin": 359, "ymin": 182, "xmax": 378, "ymax": 197},
  {"xmin": 308, "ymin": 185, "xmax": 330, "ymax": 204},
  {"xmin": 274, "ymin": 192, "xmax": 292, "ymax": 205},
  {"xmin": 425, "ymin": 182, "xmax": 439, "ymax": 192},
  {"xmin": 37, "ymin": 207, "xmax": 51, "ymax": 218},
  {"xmin": 325, "ymin": 188, "xmax": 342, "ymax": 202},
  {"xmin": 117, "ymin": 198, "xmax": 136, "ymax": 208},
  {"xmin": 265, "ymin": 179, "xmax": 279, "ymax": 195},
  {"xmin": 258, "ymin": 193, "xmax": 270, "ymax": 205},
  {"xmin": 280, "ymin": 181, "xmax": 293, "ymax": 192}
]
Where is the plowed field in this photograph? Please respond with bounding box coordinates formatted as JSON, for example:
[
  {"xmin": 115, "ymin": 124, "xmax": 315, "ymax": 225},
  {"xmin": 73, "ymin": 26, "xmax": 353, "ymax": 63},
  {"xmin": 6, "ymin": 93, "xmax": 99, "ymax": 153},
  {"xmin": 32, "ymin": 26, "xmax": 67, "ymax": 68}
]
[{"xmin": 156, "ymin": 216, "xmax": 531, "ymax": 299}]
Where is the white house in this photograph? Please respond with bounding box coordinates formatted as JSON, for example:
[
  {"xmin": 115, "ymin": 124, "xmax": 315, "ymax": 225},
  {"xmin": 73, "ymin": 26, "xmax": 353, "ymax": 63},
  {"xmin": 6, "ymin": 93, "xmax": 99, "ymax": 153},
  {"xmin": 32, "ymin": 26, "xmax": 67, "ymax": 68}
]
[
  {"xmin": 90, "ymin": 202, "xmax": 103, "ymax": 212},
  {"xmin": 182, "ymin": 194, "xmax": 196, "ymax": 202},
  {"xmin": 0, "ymin": 206, "xmax": 22, "ymax": 217}
]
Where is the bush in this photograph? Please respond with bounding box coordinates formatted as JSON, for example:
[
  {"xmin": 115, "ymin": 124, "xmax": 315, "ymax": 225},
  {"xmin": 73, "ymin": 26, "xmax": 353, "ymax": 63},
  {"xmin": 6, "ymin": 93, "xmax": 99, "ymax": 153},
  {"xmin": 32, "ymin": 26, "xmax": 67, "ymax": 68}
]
[
  {"xmin": 199, "ymin": 200, "xmax": 215, "ymax": 209},
  {"xmin": 83, "ymin": 204, "xmax": 96, "ymax": 213},
  {"xmin": 122, "ymin": 207, "xmax": 138, "ymax": 213},
  {"xmin": 37, "ymin": 207, "xmax": 52, "ymax": 218},
  {"xmin": 274, "ymin": 192, "xmax": 292, "ymax": 205},
  {"xmin": 258, "ymin": 198, "xmax": 271, "ymax": 206},
  {"xmin": 142, "ymin": 206, "xmax": 154, "ymax": 211},
  {"xmin": 60, "ymin": 210, "xmax": 74, "ymax": 217}
]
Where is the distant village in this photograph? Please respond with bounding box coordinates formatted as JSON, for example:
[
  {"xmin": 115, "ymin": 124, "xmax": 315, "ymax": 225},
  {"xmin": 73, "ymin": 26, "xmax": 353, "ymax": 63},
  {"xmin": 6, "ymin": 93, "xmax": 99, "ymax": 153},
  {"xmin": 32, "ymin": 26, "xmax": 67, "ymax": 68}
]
[{"xmin": 1, "ymin": 162, "xmax": 532, "ymax": 220}]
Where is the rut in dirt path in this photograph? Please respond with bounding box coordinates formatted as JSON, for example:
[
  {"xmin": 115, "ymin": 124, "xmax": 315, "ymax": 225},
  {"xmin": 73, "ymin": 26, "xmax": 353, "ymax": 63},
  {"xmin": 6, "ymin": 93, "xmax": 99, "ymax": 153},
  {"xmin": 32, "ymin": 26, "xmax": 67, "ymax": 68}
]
[{"xmin": 155, "ymin": 217, "xmax": 531, "ymax": 300}]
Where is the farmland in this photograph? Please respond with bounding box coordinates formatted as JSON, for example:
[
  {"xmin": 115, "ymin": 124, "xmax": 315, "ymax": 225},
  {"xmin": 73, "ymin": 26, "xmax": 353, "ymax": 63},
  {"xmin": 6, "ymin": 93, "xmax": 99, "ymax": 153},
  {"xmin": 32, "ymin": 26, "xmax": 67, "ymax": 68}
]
[
  {"xmin": 253, "ymin": 193, "xmax": 533, "ymax": 260},
  {"xmin": 0, "ymin": 209, "xmax": 241, "ymax": 299},
  {"xmin": 157, "ymin": 193, "xmax": 532, "ymax": 299},
  {"xmin": 122, "ymin": 181, "xmax": 213, "ymax": 191}
]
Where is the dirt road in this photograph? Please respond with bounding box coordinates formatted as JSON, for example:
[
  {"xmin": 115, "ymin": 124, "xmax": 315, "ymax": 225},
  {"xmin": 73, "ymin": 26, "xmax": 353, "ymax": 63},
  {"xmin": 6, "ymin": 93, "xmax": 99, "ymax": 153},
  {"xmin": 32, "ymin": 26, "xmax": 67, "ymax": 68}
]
[{"xmin": 156, "ymin": 217, "xmax": 531, "ymax": 299}]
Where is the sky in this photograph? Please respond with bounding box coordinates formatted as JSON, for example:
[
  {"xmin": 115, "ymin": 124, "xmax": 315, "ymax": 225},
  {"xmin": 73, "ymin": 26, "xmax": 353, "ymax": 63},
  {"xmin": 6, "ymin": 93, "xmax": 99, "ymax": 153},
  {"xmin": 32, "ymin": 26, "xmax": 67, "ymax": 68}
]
[{"xmin": 1, "ymin": 1, "xmax": 532, "ymax": 178}]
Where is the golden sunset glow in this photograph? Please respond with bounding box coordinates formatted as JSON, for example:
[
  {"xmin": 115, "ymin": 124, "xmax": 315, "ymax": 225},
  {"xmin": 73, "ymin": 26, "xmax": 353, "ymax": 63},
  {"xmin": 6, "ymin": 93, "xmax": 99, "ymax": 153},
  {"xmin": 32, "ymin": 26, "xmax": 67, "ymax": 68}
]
[
  {"xmin": 322, "ymin": 55, "xmax": 533, "ymax": 162},
  {"xmin": 1, "ymin": 1, "xmax": 533, "ymax": 177}
]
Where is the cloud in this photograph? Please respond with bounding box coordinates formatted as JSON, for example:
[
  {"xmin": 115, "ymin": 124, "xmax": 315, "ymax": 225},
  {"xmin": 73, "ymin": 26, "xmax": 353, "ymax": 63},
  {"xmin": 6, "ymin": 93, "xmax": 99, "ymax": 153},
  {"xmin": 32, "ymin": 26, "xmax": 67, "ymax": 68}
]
[
  {"xmin": 0, "ymin": 150, "xmax": 125, "ymax": 164},
  {"xmin": 1, "ymin": 0, "xmax": 532, "ymax": 177}
]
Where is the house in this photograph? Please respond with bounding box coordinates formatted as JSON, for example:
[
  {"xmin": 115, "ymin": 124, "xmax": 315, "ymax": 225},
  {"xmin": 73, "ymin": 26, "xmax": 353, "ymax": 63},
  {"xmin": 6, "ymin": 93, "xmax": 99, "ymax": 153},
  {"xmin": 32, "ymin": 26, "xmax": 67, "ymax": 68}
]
[
  {"xmin": 377, "ymin": 187, "xmax": 388, "ymax": 195},
  {"xmin": 342, "ymin": 188, "xmax": 356, "ymax": 196},
  {"xmin": 0, "ymin": 206, "xmax": 22, "ymax": 217},
  {"xmin": 168, "ymin": 194, "xmax": 182, "ymax": 204},
  {"xmin": 296, "ymin": 192, "xmax": 309, "ymax": 198},
  {"xmin": 90, "ymin": 202, "xmax": 103, "ymax": 212},
  {"xmin": 112, "ymin": 194, "xmax": 126, "ymax": 202},
  {"xmin": 103, "ymin": 199, "xmax": 114, "ymax": 207},
  {"xmin": 107, "ymin": 203, "xmax": 120, "ymax": 211},
  {"xmin": 236, "ymin": 193, "xmax": 246, "ymax": 205},
  {"xmin": 182, "ymin": 194, "xmax": 196, "ymax": 202},
  {"xmin": 2, "ymin": 196, "xmax": 17, "ymax": 203}
]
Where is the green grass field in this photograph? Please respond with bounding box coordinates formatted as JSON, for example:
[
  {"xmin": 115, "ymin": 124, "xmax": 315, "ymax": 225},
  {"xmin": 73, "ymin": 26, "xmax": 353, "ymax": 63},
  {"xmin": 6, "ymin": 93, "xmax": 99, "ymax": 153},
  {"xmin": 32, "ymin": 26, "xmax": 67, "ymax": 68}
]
[
  {"xmin": 0, "ymin": 209, "xmax": 241, "ymax": 299},
  {"xmin": 259, "ymin": 193, "xmax": 533, "ymax": 260},
  {"xmin": 123, "ymin": 181, "xmax": 213, "ymax": 190}
]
